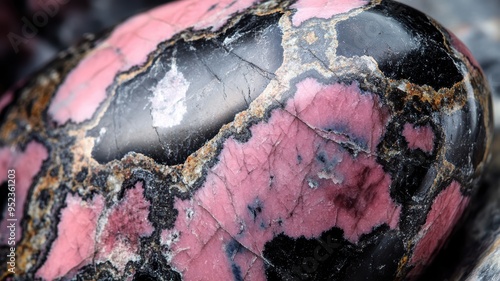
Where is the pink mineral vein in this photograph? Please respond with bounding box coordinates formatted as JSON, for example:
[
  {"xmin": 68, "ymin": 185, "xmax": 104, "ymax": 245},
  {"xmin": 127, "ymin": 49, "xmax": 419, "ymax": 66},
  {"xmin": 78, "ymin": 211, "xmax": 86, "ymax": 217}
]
[
  {"xmin": 48, "ymin": 0, "xmax": 258, "ymax": 125},
  {"xmin": 96, "ymin": 181, "xmax": 154, "ymax": 271},
  {"xmin": 402, "ymin": 123, "xmax": 435, "ymax": 153},
  {"xmin": 291, "ymin": 0, "xmax": 369, "ymax": 26},
  {"xmin": 0, "ymin": 141, "xmax": 48, "ymax": 244},
  {"xmin": 36, "ymin": 194, "xmax": 105, "ymax": 280},
  {"xmin": 285, "ymin": 78, "xmax": 390, "ymax": 152},
  {"xmin": 409, "ymin": 181, "xmax": 469, "ymax": 277},
  {"xmin": 162, "ymin": 78, "xmax": 400, "ymax": 279}
]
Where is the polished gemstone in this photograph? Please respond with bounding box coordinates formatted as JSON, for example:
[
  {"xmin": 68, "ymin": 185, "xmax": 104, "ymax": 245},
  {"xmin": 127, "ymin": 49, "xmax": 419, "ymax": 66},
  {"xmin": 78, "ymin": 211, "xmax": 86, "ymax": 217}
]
[{"xmin": 0, "ymin": 0, "xmax": 492, "ymax": 280}]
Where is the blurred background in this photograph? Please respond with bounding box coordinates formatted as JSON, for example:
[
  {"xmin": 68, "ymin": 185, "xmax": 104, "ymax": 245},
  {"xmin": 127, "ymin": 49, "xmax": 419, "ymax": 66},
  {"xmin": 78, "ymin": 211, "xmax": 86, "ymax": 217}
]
[
  {"xmin": 0, "ymin": 0, "xmax": 170, "ymax": 93},
  {"xmin": 0, "ymin": 0, "xmax": 499, "ymax": 280}
]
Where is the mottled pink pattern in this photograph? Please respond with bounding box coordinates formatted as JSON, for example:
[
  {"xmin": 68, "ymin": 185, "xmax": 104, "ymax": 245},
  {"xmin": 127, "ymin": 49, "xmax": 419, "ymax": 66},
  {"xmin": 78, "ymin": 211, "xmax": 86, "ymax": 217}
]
[
  {"xmin": 409, "ymin": 181, "xmax": 469, "ymax": 277},
  {"xmin": 37, "ymin": 182, "xmax": 155, "ymax": 279},
  {"xmin": 0, "ymin": 92, "xmax": 13, "ymax": 113},
  {"xmin": 0, "ymin": 142, "xmax": 48, "ymax": 244},
  {"xmin": 163, "ymin": 78, "xmax": 400, "ymax": 278},
  {"xmin": 96, "ymin": 182, "xmax": 154, "ymax": 271},
  {"xmin": 48, "ymin": 0, "xmax": 258, "ymax": 124},
  {"xmin": 291, "ymin": 0, "xmax": 369, "ymax": 26},
  {"xmin": 286, "ymin": 78, "xmax": 389, "ymax": 152},
  {"xmin": 449, "ymin": 31, "xmax": 481, "ymax": 70},
  {"xmin": 36, "ymin": 182, "xmax": 154, "ymax": 279},
  {"xmin": 36, "ymin": 194, "xmax": 105, "ymax": 280},
  {"xmin": 403, "ymin": 123, "xmax": 435, "ymax": 153}
]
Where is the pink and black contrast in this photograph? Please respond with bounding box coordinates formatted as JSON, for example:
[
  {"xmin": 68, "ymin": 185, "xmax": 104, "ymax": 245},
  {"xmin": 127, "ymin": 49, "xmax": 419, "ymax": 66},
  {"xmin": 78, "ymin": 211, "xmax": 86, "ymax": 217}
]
[{"xmin": 0, "ymin": 0, "xmax": 493, "ymax": 280}]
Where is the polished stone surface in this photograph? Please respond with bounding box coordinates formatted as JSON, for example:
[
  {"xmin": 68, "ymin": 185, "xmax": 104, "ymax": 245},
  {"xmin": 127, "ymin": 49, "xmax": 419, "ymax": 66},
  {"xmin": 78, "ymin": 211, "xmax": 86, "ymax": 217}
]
[
  {"xmin": 398, "ymin": 0, "xmax": 500, "ymax": 280},
  {"xmin": 0, "ymin": 0, "xmax": 493, "ymax": 280}
]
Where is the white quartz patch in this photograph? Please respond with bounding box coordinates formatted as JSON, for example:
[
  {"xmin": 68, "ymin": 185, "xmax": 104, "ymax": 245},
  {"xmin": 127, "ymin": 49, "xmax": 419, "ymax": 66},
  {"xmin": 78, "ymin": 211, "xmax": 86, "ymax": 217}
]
[{"xmin": 150, "ymin": 64, "xmax": 189, "ymax": 128}]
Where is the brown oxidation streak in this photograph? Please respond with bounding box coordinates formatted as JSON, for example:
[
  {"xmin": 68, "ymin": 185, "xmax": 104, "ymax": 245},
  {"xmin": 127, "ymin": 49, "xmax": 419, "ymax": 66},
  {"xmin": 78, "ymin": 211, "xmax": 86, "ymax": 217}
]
[
  {"xmin": 14, "ymin": 170, "xmax": 57, "ymax": 276},
  {"xmin": 398, "ymin": 81, "xmax": 467, "ymax": 112}
]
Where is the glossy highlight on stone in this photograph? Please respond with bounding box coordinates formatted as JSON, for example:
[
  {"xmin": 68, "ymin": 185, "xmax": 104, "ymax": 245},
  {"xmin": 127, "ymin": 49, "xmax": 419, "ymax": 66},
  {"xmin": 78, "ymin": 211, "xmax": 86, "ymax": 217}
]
[{"xmin": 0, "ymin": 0, "xmax": 492, "ymax": 280}]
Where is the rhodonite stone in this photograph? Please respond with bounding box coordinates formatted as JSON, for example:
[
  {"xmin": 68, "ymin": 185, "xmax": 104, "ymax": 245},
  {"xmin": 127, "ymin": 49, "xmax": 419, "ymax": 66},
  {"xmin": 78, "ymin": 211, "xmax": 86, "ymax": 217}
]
[{"xmin": 0, "ymin": 0, "xmax": 492, "ymax": 280}]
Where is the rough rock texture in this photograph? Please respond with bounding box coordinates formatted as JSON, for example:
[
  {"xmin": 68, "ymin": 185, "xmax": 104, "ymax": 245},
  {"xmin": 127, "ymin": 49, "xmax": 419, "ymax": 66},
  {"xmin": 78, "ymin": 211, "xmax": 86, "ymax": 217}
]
[
  {"xmin": 0, "ymin": 0, "xmax": 492, "ymax": 280},
  {"xmin": 0, "ymin": 0, "xmax": 174, "ymax": 94}
]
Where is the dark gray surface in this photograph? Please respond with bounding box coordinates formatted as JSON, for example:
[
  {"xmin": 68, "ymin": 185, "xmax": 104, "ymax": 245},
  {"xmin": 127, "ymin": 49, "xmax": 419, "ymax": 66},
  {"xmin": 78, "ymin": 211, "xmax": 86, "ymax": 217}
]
[{"xmin": 398, "ymin": 0, "xmax": 500, "ymax": 280}]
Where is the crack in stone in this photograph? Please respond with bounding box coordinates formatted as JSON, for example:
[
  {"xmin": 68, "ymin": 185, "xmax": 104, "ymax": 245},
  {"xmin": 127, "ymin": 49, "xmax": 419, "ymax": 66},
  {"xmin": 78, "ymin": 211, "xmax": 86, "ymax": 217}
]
[
  {"xmin": 195, "ymin": 203, "xmax": 272, "ymax": 267},
  {"xmin": 215, "ymin": 40, "xmax": 276, "ymax": 81},
  {"xmin": 241, "ymin": 73, "xmax": 252, "ymax": 107},
  {"xmin": 273, "ymin": 97, "xmax": 377, "ymax": 158},
  {"xmin": 242, "ymin": 255, "xmax": 259, "ymax": 280},
  {"xmin": 213, "ymin": 171, "xmax": 239, "ymax": 223},
  {"xmin": 196, "ymin": 51, "xmax": 231, "ymax": 101},
  {"xmin": 131, "ymin": 31, "xmax": 158, "ymax": 44},
  {"xmin": 301, "ymin": 46, "xmax": 342, "ymax": 82},
  {"xmin": 198, "ymin": 55, "xmax": 223, "ymax": 83},
  {"xmin": 152, "ymin": 126, "xmax": 166, "ymax": 152}
]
